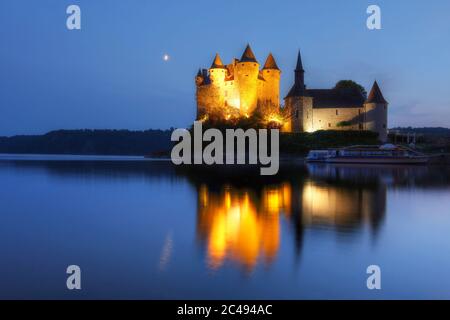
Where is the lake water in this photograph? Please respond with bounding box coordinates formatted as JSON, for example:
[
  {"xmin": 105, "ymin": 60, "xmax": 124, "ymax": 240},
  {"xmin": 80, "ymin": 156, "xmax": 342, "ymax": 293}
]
[{"xmin": 1, "ymin": 155, "xmax": 450, "ymax": 299}]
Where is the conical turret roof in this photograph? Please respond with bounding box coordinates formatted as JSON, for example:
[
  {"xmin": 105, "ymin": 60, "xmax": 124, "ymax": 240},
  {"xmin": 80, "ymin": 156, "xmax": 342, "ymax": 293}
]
[
  {"xmin": 366, "ymin": 81, "xmax": 388, "ymax": 104},
  {"xmin": 210, "ymin": 53, "xmax": 226, "ymax": 69},
  {"xmin": 285, "ymin": 50, "xmax": 307, "ymax": 98},
  {"xmin": 263, "ymin": 53, "xmax": 279, "ymax": 70},
  {"xmin": 240, "ymin": 44, "xmax": 258, "ymax": 63},
  {"xmin": 295, "ymin": 50, "xmax": 304, "ymax": 71}
]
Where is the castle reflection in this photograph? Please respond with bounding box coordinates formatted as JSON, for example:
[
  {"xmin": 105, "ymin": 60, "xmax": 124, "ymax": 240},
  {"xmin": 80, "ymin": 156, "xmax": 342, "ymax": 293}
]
[
  {"xmin": 194, "ymin": 164, "xmax": 387, "ymax": 271},
  {"xmin": 197, "ymin": 184, "xmax": 290, "ymax": 270}
]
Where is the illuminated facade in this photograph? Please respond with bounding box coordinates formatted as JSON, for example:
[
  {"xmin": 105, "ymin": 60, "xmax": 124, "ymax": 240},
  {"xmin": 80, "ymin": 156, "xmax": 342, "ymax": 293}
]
[{"xmin": 195, "ymin": 45, "xmax": 389, "ymax": 141}]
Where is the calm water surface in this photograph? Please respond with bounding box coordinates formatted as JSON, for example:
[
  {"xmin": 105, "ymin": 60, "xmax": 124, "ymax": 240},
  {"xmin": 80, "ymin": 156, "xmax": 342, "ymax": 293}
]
[{"xmin": 1, "ymin": 155, "xmax": 450, "ymax": 299}]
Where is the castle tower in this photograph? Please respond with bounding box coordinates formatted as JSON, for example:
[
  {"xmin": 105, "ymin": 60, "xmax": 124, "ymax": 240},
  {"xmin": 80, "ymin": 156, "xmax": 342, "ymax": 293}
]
[
  {"xmin": 293, "ymin": 50, "xmax": 305, "ymax": 92},
  {"xmin": 209, "ymin": 53, "xmax": 227, "ymax": 86},
  {"xmin": 195, "ymin": 69, "xmax": 203, "ymax": 86},
  {"xmin": 195, "ymin": 69, "xmax": 204, "ymax": 119},
  {"xmin": 208, "ymin": 53, "xmax": 227, "ymax": 113},
  {"xmin": 261, "ymin": 53, "xmax": 281, "ymax": 112},
  {"xmin": 364, "ymin": 81, "xmax": 388, "ymax": 142},
  {"xmin": 236, "ymin": 44, "xmax": 260, "ymax": 116},
  {"xmin": 284, "ymin": 50, "xmax": 313, "ymax": 132}
]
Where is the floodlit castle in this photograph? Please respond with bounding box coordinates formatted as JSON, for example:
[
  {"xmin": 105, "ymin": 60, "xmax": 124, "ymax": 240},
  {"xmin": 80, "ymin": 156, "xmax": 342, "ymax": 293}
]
[
  {"xmin": 195, "ymin": 45, "xmax": 388, "ymax": 141},
  {"xmin": 195, "ymin": 44, "xmax": 280, "ymax": 120}
]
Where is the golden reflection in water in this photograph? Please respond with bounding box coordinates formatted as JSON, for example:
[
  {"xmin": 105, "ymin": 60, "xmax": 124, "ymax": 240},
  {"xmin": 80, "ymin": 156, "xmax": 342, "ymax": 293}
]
[
  {"xmin": 197, "ymin": 183, "xmax": 291, "ymax": 271},
  {"xmin": 301, "ymin": 181, "xmax": 385, "ymax": 227},
  {"xmin": 197, "ymin": 180, "xmax": 385, "ymax": 271}
]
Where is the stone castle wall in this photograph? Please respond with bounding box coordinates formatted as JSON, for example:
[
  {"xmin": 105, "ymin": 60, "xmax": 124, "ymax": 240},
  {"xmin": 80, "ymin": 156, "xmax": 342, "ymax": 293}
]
[
  {"xmin": 312, "ymin": 107, "xmax": 362, "ymax": 131},
  {"xmin": 364, "ymin": 103, "xmax": 388, "ymax": 141},
  {"xmin": 235, "ymin": 61, "xmax": 261, "ymax": 116}
]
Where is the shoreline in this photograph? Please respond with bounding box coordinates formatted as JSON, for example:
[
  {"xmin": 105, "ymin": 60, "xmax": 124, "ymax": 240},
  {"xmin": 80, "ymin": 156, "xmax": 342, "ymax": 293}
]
[
  {"xmin": 1, "ymin": 152, "xmax": 450, "ymax": 166},
  {"xmin": 0, "ymin": 153, "xmax": 170, "ymax": 162}
]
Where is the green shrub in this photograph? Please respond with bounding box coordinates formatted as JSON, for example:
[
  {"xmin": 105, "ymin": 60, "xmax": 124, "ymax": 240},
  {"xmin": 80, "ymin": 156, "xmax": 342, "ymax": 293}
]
[{"xmin": 280, "ymin": 130, "xmax": 379, "ymax": 155}]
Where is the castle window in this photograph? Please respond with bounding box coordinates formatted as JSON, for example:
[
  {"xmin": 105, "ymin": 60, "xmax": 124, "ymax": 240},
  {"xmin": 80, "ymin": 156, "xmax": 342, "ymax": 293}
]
[
  {"xmin": 358, "ymin": 109, "xmax": 362, "ymax": 114},
  {"xmin": 328, "ymin": 123, "xmax": 331, "ymax": 127},
  {"xmin": 295, "ymin": 110, "xmax": 299, "ymax": 118},
  {"xmin": 336, "ymin": 110, "xmax": 339, "ymax": 116},
  {"xmin": 359, "ymin": 124, "xmax": 363, "ymax": 130}
]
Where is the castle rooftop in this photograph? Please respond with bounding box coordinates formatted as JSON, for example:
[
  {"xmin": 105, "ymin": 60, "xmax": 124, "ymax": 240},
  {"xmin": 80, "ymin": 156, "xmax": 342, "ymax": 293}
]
[
  {"xmin": 211, "ymin": 53, "xmax": 226, "ymax": 69},
  {"xmin": 263, "ymin": 53, "xmax": 280, "ymax": 70},
  {"xmin": 240, "ymin": 44, "xmax": 258, "ymax": 63},
  {"xmin": 307, "ymin": 89, "xmax": 365, "ymax": 108},
  {"xmin": 366, "ymin": 81, "xmax": 388, "ymax": 104},
  {"xmin": 285, "ymin": 50, "xmax": 306, "ymax": 98}
]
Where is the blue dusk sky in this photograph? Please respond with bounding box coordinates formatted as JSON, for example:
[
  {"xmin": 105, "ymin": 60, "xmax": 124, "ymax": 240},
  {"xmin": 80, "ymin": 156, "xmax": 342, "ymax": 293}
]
[{"xmin": 0, "ymin": 0, "xmax": 449, "ymax": 136}]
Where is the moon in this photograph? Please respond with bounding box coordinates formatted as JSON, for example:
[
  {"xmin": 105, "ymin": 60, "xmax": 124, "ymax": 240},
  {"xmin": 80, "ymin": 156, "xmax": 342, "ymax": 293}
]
[{"xmin": 163, "ymin": 54, "xmax": 170, "ymax": 62}]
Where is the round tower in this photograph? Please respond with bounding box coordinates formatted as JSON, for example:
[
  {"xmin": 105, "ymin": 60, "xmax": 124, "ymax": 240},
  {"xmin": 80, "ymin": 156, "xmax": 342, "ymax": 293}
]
[
  {"xmin": 364, "ymin": 81, "xmax": 388, "ymax": 142},
  {"xmin": 208, "ymin": 53, "xmax": 227, "ymax": 112},
  {"xmin": 235, "ymin": 44, "xmax": 260, "ymax": 116},
  {"xmin": 262, "ymin": 53, "xmax": 281, "ymax": 112},
  {"xmin": 283, "ymin": 50, "xmax": 313, "ymax": 133},
  {"xmin": 209, "ymin": 53, "xmax": 227, "ymax": 85}
]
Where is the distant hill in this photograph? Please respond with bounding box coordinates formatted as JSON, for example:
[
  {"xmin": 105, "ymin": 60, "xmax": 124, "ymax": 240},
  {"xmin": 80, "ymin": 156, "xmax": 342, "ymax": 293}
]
[
  {"xmin": 1, "ymin": 127, "xmax": 449, "ymax": 156},
  {"xmin": 390, "ymin": 127, "xmax": 450, "ymax": 137},
  {"xmin": 0, "ymin": 129, "xmax": 173, "ymax": 156}
]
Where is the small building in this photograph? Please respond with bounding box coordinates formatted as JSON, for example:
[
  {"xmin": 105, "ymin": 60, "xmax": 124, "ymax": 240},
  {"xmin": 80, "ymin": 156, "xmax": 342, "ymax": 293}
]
[{"xmin": 284, "ymin": 51, "xmax": 388, "ymax": 142}]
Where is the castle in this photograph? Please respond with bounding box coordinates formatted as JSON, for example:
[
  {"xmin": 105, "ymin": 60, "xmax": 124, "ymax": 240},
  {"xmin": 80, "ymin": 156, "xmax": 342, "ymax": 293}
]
[{"xmin": 195, "ymin": 45, "xmax": 388, "ymax": 141}]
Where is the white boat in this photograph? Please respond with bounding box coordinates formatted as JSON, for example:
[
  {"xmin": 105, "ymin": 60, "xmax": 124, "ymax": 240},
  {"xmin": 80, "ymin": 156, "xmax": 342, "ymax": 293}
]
[{"xmin": 306, "ymin": 144, "xmax": 429, "ymax": 164}]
